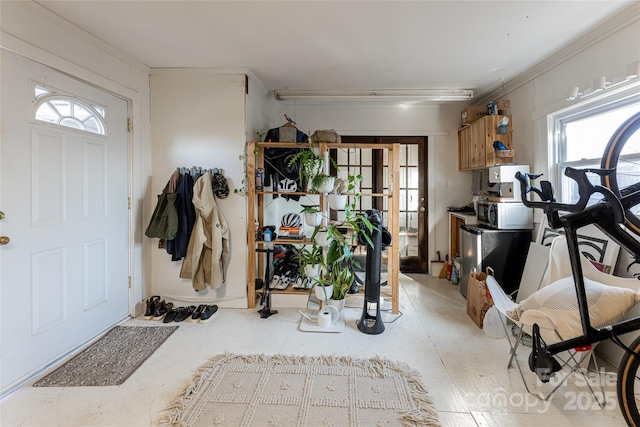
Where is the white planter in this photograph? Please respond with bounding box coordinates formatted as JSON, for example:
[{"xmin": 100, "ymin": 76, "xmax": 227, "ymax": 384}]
[
  {"xmin": 315, "ymin": 230, "xmax": 329, "ymax": 247},
  {"xmin": 327, "ymin": 298, "xmax": 345, "ymax": 313},
  {"xmin": 304, "ymin": 264, "xmax": 320, "ymax": 278},
  {"xmin": 314, "ymin": 283, "xmax": 333, "ymax": 301},
  {"xmin": 304, "ymin": 211, "xmax": 322, "ymax": 227},
  {"xmin": 316, "ymin": 176, "xmax": 335, "ymax": 194},
  {"xmin": 328, "ymin": 194, "xmax": 348, "ymax": 210}
]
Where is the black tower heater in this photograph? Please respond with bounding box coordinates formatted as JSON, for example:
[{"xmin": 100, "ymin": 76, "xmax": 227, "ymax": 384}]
[{"xmin": 357, "ymin": 209, "xmax": 391, "ymax": 335}]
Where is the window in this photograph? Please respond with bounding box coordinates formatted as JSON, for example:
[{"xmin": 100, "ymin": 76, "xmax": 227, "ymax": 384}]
[
  {"xmin": 32, "ymin": 83, "xmax": 106, "ymax": 136},
  {"xmin": 553, "ymin": 90, "xmax": 640, "ymax": 204}
]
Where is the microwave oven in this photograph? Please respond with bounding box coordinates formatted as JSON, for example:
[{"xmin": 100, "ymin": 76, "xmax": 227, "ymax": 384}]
[{"xmin": 476, "ymin": 201, "xmax": 533, "ymax": 229}]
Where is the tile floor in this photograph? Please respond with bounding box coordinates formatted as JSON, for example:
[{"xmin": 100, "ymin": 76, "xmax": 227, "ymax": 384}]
[{"xmin": 0, "ymin": 274, "xmax": 627, "ymax": 426}]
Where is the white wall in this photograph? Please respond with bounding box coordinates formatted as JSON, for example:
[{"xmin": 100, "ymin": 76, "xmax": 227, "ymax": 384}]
[
  {"xmin": 0, "ymin": 0, "xmax": 152, "ymax": 315},
  {"xmin": 149, "ymin": 71, "xmax": 249, "ymax": 307},
  {"xmin": 246, "ymin": 74, "xmax": 280, "ymax": 142},
  {"xmin": 274, "ymin": 102, "xmax": 470, "ymax": 270}
]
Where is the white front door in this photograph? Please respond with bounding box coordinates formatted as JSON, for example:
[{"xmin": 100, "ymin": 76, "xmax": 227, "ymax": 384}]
[{"xmin": 0, "ymin": 51, "xmax": 130, "ymax": 392}]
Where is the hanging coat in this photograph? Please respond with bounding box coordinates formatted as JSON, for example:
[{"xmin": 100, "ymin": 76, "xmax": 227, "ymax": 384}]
[
  {"xmin": 166, "ymin": 172, "xmax": 196, "ymax": 261},
  {"xmin": 263, "ymin": 126, "xmax": 308, "ymax": 201},
  {"xmin": 179, "ymin": 173, "xmax": 230, "ymax": 291}
]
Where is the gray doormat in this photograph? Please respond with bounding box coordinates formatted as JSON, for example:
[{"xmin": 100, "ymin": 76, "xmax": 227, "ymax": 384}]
[{"xmin": 33, "ymin": 325, "xmax": 178, "ymax": 387}]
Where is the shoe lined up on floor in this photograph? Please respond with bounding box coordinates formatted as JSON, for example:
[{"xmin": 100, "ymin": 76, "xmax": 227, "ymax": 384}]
[
  {"xmin": 143, "ymin": 296, "xmax": 174, "ymax": 320},
  {"xmin": 163, "ymin": 304, "xmax": 218, "ymax": 323},
  {"xmin": 198, "ymin": 304, "xmax": 218, "ymax": 323},
  {"xmin": 163, "ymin": 305, "xmax": 195, "ymax": 323},
  {"xmin": 143, "ymin": 296, "xmax": 160, "ymax": 319},
  {"xmin": 143, "ymin": 297, "xmax": 218, "ymax": 323}
]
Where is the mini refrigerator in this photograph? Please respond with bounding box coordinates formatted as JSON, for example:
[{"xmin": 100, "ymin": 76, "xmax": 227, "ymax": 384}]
[{"xmin": 459, "ymin": 224, "xmax": 532, "ymax": 298}]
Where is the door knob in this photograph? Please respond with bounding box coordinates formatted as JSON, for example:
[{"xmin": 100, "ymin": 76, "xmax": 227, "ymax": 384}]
[
  {"xmin": 0, "ymin": 211, "xmax": 5, "ymax": 220},
  {"xmin": 419, "ymin": 207, "xmax": 425, "ymax": 212}
]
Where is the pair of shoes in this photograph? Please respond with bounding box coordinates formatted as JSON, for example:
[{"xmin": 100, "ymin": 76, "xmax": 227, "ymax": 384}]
[
  {"xmin": 152, "ymin": 300, "xmax": 173, "ymax": 320},
  {"xmin": 143, "ymin": 296, "xmax": 161, "ymax": 319},
  {"xmin": 163, "ymin": 306, "xmax": 196, "ymax": 323},
  {"xmin": 200, "ymin": 305, "xmax": 218, "ymax": 323},
  {"xmin": 189, "ymin": 304, "xmax": 218, "ymax": 323},
  {"xmin": 269, "ymin": 275, "xmax": 290, "ymax": 290}
]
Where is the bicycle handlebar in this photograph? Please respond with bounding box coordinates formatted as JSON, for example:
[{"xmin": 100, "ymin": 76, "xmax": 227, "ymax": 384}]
[{"xmin": 515, "ymin": 167, "xmax": 626, "ymax": 227}]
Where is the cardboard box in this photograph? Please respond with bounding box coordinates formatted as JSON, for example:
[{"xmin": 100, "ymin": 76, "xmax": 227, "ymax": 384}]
[
  {"xmin": 461, "ymin": 106, "xmax": 488, "ymax": 125},
  {"xmin": 496, "ymin": 99, "xmax": 511, "ymax": 110}
]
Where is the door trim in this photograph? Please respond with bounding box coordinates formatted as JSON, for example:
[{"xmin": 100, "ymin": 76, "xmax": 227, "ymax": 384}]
[{"xmin": 340, "ymin": 136, "xmax": 429, "ymax": 273}]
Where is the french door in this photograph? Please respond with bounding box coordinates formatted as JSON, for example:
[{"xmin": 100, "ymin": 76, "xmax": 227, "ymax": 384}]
[{"xmin": 338, "ymin": 136, "xmax": 428, "ymax": 272}]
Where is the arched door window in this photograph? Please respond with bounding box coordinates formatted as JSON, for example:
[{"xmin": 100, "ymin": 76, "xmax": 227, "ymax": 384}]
[{"xmin": 33, "ymin": 84, "xmax": 106, "ymax": 136}]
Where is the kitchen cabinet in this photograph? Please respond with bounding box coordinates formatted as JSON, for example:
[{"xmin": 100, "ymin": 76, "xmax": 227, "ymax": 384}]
[
  {"xmin": 246, "ymin": 141, "xmax": 401, "ymax": 313},
  {"xmin": 458, "ymin": 115, "xmax": 513, "ymax": 171}
]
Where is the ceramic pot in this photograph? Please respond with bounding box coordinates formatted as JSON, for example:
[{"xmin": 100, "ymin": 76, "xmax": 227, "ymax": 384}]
[
  {"xmin": 316, "ymin": 176, "xmax": 335, "ymax": 194},
  {"xmin": 328, "ymin": 194, "xmax": 348, "ymax": 210},
  {"xmin": 304, "ymin": 264, "xmax": 320, "ymax": 278},
  {"xmin": 304, "ymin": 211, "xmax": 322, "ymax": 227},
  {"xmin": 314, "ymin": 283, "xmax": 333, "ymax": 301},
  {"xmin": 315, "ymin": 230, "xmax": 329, "ymax": 247},
  {"xmin": 327, "ymin": 298, "xmax": 345, "ymax": 313}
]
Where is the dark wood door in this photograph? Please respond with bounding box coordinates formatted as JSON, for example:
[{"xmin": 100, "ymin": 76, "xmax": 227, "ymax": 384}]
[{"xmin": 339, "ymin": 136, "xmax": 428, "ymax": 273}]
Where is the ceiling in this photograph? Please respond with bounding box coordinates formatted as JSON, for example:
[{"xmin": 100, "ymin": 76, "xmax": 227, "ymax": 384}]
[{"xmin": 35, "ymin": 1, "xmax": 637, "ymax": 102}]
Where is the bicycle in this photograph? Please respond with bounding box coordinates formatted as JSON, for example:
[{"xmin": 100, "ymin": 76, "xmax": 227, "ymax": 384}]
[{"xmin": 515, "ymin": 111, "xmax": 640, "ymax": 426}]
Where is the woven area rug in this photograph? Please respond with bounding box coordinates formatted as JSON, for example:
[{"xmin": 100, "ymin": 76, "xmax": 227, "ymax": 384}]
[
  {"xmin": 33, "ymin": 325, "xmax": 178, "ymax": 387},
  {"xmin": 161, "ymin": 353, "xmax": 440, "ymax": 427}
]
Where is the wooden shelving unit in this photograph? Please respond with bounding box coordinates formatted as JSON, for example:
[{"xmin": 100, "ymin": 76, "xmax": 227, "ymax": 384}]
[
  {"xmin": 246, "ymin": 141, "xmax": 401, "ymax": 314},
  {"xmin": 458, "ymin": 115, "xmax": 513, "ymax": 170}
]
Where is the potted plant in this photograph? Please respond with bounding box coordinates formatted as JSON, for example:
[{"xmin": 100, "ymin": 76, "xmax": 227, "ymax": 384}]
[
  {"xmin": 301, "ymin": 204, "xmax": 323, "ymax": 227},
  {"xmin": 328, "ymin": 174, "xmax": 362, "ymax": 210},
  {"xmin": 298, "ymin": 248, "xmax": 332, "ymax": 299},
  {"xmin": 286, "ymin": 146, "xmax": 322, "ymax": 189},
  {"xmin": 313, "ymin": 278, "xmax": 333, "ymax": 301},
  {"xmin": 327, "ymin": 267, "xmax": 355, "ymax": 312},
  {"xmin": 311, "ymin": 173, "xmax": 335, "ymax": 194},
  {"xmin": 303, "ymin": 192, "xmax": 375, "ymax": 305},
  {"xmin": 296, "ymin": 239, "xmax": 324, "ymax": 279},
  {"xmin": 286, "ymin": 141, "xmax": 339, "ymax": 193}
]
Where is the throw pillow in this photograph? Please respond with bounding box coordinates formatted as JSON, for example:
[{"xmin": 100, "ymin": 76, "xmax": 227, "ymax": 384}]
[{"xmin": 507, "ymin": 276, "xmax": 640, "ymax": 339}]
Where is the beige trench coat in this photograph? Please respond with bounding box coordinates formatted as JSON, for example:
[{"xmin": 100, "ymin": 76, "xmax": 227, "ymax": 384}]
[{"xmin": 180, "ymin": 173, "xmax": 230, "ymax": 291}]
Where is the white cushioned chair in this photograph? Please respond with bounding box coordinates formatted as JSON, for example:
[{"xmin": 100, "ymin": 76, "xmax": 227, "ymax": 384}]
[{"xmin": 487, "ymin": 235, "xmax": 640, "ymax": 402}]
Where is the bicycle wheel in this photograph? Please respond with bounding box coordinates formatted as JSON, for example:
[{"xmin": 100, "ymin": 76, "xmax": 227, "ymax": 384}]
[
  {"xmin": 601, "ymin": 111, "xmax": 640, "ymax": 236},
  {"xmin": 618, "ymin": 334, "xmax": 640, "ymax": 426}
]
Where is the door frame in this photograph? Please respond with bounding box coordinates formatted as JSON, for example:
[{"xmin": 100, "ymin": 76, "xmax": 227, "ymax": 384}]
[{"xmin": 340, "ymin": 136, "xmax": 429, "ymax": 273}]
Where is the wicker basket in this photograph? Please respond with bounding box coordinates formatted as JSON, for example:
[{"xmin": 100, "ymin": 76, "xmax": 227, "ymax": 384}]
[{"xmin": 495, "ymin": 149, "xmax": 516, "ymax": 158}]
